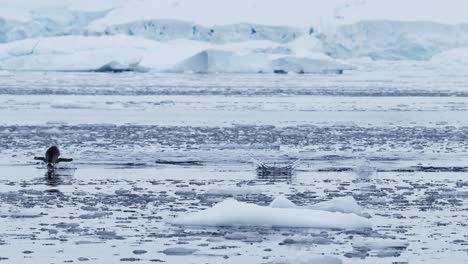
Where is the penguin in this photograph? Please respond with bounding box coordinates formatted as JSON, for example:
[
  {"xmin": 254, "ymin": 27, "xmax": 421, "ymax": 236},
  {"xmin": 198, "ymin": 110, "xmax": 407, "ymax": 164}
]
[{"xmin": 34, "ymin": 146, "xmax": 73, "ymax": 170}]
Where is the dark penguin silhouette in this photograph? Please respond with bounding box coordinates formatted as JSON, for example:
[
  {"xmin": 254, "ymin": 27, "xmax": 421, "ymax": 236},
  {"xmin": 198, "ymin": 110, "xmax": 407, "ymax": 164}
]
[{"xmin": 34, "ymin": 146, "xmax": 73, "ymax": 169}]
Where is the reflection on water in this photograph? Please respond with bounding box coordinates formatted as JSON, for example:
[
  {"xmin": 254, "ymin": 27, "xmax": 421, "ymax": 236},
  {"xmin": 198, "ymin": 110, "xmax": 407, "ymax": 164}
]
[
  {"xmin": 39, "ymin": 167, "xmax": 76, "ymax": 187},
  {"xmin": 255, "ymin": 160, "xmax": 298, "ymax": 183}
]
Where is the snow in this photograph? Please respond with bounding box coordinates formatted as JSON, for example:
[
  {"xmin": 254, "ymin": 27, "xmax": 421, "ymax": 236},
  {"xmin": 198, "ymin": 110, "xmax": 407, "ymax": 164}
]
[{"xmin": 170, "ymin": 198, "xmax": 371, "ymax": 230}]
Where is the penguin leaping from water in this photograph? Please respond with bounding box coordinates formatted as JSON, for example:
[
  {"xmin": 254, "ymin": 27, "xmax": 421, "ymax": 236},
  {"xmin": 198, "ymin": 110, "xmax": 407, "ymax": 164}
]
[{"xmin": 34, "ymin": 146, "xmax": 73, "ymax": 170}]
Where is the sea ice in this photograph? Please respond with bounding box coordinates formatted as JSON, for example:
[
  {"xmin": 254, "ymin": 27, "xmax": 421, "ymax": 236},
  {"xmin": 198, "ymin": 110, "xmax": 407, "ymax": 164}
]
[
  {"xmin": 267, "ymin": 256, "xmax": 342, "ymax": 264},
  {"xmin": 161, "ymin": 247, "xmax": 198, "ymax": 256},
  {"xmin": 270, "ymin": 195, "xmax": 362, "ymax": 215},
  {"xmin": 170, "ymin": 198, "xmax": 371, "ymax": 230},
  {"xmin": 269, "ymin": 195, "xmax": 297, "ymax": 208},
  {"xmin": 310, "ymin": 196, "xmax": 362, "ymax": 215}
]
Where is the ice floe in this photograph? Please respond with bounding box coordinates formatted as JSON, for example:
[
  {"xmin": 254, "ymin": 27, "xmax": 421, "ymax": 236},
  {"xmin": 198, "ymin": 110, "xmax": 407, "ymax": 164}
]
[
  {"xmin": 310, "ymin": 196, "xmax": 362, "ymax": 215},
  {"xmin": 266, "ymin": 256, "xmax": 342, "ymax": 264},
  {"xmin": 170, "ymin": 198, "xmax": 371, "ymax": 230},
  {"xmin": 270, "ymin": 195, "xmax": 363, "ymax": 215}
]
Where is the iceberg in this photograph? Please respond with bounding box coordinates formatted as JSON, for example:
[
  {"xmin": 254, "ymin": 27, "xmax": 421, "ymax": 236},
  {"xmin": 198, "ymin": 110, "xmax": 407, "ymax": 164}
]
[
  {"xmin": 172, "ymin": 49, "xmax": 351, "ymax": 74},
  {"xmin": 4, "ymin": 35, "xmax": 350, "ymax": 73},
  {"xmin": 0, "ymin": 35, "xmax": 209, "ymax": 71},
  {"xmin": 170, "ymin": 198, "xmax": 372, "ymax": 230},
  {"xmin": 171, "ymin": 49, "xmax": 270, "ymax": 73}
]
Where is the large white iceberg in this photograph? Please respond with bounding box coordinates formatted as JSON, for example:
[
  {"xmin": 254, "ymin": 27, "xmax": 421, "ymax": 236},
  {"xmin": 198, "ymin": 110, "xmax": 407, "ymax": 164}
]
[
  {"xmin": 172, "ymin": 49, "xmax": 351, "ymax": 74},
  {"xmin": 171, "ymin": 49, "xmax": 270, "ymax": 73},
  {"xmin": 0, "ymin": 35, "xmax": 350, "ymax": 73},
  {"xmin": 0, "ymin": 35, "xmax": 209, "ymax": 71},
  {"xmin": 170, "ymin": 198, "xmax": 372, "ymax": 230}
]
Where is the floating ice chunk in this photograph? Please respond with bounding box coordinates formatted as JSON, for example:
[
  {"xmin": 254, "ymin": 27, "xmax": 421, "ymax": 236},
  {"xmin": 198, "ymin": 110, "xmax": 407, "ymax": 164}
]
[
  {"xmin": 310, "ymin": 196, "xmax": 362, "ymax": 215},
  {"xmin": 269, "ymin": 195, "xmax": 297, "ymax": 208},
  {"xmin": 161, "ymin": 247, "xmax": 198, "ymax": 256},
  {"xmin": 267, "ymin": 256, "xmax": 342, "ymax": 264},
  {"xmin": 204, "ymin": 186, "xmax": 264, "ymax": 196},
  {"xmin": 353, "ymin": 238, "xmax": 409, "ymax": 250},
  {"xmin": 170, "ymin": 199, "xmax": 371, "ymax": 230}
]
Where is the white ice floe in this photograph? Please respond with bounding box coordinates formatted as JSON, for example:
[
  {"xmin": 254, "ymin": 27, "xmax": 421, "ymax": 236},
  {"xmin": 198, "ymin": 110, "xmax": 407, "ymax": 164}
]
[
  {"xmin": 352, "ymin": 238, "xmax": 409, "ymax": 250},
  {"xmin": 170, "ymin": 198, "xmax": 371, "ymax": 230},
  {"xmin": 161, "ymin": 247, "xmax": 198, "ymax": 256},
  {"xmin": 267, "ymin": 256, "xmax": 342, "ymax": 264},
  {"xmin": 270, "ymin": 195, "xmax": 363, "ymax": 215},
  {"xmin": 309, "ymin": 196, "xmax": 362, "ymax": 215},
  {"xmin": 204, "ymin": 186, "xmax": 264, "ymax": 196}
]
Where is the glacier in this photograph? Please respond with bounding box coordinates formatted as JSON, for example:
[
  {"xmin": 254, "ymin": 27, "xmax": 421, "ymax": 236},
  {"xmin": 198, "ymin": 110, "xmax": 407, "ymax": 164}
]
[
  {"xmin": 2, "ymin": 1, "xmax": 468, "ymax": 72},
  {"xmin": 321, "ymin": 20, "xmax": 468, "ymax": 60}
]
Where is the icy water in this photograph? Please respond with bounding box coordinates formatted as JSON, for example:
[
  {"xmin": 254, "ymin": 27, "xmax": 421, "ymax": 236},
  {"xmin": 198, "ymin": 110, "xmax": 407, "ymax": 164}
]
[{"xmin": 0, "ymin": 65, "xmax": 468, "ymax": 263}]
